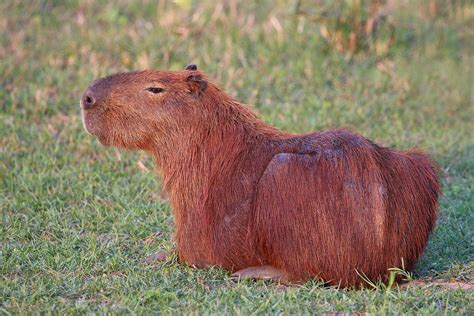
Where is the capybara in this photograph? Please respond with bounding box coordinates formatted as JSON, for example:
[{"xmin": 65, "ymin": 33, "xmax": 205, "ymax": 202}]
[{"xmin": 80, "ymin": 65, "xmax": 439, "ymax": 287}]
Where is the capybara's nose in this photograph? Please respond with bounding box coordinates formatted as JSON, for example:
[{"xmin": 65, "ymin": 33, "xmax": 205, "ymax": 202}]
[{"xmin": 82, "ymin": 91, "xmax": 96, "ymax": 109}]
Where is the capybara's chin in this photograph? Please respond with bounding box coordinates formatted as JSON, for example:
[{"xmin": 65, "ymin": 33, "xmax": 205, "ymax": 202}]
[
  {"xmin": 81, "ymin": 116, "xmax": 110, "ymax": 147},
  {"xmin": 95, "ymin": 133, "xmax": 110, "ymax": 146}
]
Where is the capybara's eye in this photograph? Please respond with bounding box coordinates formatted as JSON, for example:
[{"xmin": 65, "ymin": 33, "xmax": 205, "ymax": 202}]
[{"xmin": 146, "ymin": 87, "xmax": 164, "ymax": 94}]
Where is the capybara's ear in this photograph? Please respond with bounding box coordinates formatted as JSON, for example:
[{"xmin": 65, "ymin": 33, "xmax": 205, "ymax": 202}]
[
  {"xmin": 186, "ymin": 73, "xmax": 207, "ymax": 95},
  {"xmin": 185, "ymin": 64, "xmax": 197, "ymax": 70}
]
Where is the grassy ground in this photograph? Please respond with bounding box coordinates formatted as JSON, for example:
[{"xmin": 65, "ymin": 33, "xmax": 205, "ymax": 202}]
[{"xmin": 1, "ymin": 0, "xmax": 473, "ymax": 314}]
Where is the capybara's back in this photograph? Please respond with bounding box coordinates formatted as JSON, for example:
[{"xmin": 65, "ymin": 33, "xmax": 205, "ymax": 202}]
[
  {"xmin": 81, "ymin": 68, "xmax": 440, "ymax": 287},
  {"xmin": 253, "ymin": 130, "xmax": 439, "ymax": 286}
]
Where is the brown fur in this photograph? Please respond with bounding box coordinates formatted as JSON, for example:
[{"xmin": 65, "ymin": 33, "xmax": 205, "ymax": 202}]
[{"xmin": 80, "ymin": 68, "xmax": 440, "ymax": 287}]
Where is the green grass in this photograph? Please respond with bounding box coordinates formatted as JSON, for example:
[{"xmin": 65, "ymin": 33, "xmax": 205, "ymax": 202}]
[{"xmin": 1, "ymin": 0, "xmax": 473, "ymax": 314}]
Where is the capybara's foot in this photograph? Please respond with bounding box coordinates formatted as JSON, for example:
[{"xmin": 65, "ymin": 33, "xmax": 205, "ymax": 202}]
[
  {"xmin": 144, "ymin": 251, "xmax": 170, "ymax": 264},
  {"xmin": 231, "ymin": 265, "xmax": 289, "ymax": 283}
]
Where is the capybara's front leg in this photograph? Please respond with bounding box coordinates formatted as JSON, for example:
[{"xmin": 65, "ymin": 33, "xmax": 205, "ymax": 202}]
[
  {"xmin": 231, "ymin": 265, "xmax": 289, "ymax": 283},
  {"xmin": 144, "ymin": 251, "xmax": 173, "ymax": 264}
]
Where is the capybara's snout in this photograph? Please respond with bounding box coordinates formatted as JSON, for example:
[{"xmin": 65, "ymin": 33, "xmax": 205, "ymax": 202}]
[
  {"xmin": 80, "ymin": 77, "xmax": 111, "ymax": 110},
  {"xmin": 80, "ymin": 78, "xmax": 111, "ymax": 139}
]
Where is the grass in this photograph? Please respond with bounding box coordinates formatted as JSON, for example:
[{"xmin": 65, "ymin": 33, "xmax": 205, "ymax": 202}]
[{"xmin": 1, "ymin": 0, "xmax": 473, "ymax": 314}]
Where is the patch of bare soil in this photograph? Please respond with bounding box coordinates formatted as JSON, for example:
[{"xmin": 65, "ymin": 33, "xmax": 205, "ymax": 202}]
[{"xmin": 400, "ymin": 278, "xmax": 473, "ymax": 290}]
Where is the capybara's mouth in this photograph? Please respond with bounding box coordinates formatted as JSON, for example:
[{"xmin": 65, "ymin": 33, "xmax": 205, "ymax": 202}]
[
  {"xmin": 81, "ymin": 109, "xmax": 108, "ymax": 146},
  {"xmin": 80, "ymin": 110, "xmax": 94, "ymax": 136},
  {"xmin": 80, "ymin": 97, "xmax": 112, "ymax": 146}
]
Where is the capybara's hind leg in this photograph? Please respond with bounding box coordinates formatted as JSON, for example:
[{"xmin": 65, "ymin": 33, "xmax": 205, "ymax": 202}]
[{"xmin": 231, "ymin": 265, "xmax": 289, "ymax": 283}]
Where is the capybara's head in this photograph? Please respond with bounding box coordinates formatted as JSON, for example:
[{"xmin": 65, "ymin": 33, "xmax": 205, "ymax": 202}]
[{"xmin": 80, "ymin": 67, "xmax": 208, "ymax": 149}]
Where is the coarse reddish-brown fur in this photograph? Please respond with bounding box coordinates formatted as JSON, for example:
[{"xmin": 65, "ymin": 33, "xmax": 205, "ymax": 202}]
[{"xmin": 80, "ymin": 68, "xmax": 440, "ymax": 287}]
